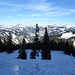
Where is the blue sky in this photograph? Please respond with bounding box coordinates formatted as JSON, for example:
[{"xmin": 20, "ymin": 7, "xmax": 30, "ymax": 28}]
[{"xmin": 0, "ymin": 0, "xmax": 75, "ymax": 25}]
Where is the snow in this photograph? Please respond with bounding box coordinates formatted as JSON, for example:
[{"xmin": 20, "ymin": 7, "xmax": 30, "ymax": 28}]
[
  {"xmin": 12, "ymin": 34, "xmax": 19, "ymax": 44},
  {"xmin": 73, "ymin": 41, "xmax": 75, "ymax": 47},
  {"xmin": 61, "ymin": 32, "xmax": 75, "ymax": 39},
  {"xmin": 0, "ymin": 50, "xmax": 75, "ymax": 75}
]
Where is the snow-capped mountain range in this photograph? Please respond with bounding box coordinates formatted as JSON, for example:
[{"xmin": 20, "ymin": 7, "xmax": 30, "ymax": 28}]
[{"xmin": 0, "ymin": 24, "xmax": 75, "ymax": 44}]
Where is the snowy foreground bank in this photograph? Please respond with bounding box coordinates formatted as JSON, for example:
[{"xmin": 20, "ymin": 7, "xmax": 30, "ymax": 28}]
[{"xmin": 0, "ymin": 50, "xmax": 75, "ymax": 75}]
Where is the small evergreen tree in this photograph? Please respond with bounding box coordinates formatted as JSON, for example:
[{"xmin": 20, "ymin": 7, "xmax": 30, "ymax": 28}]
[
  {"xmin": 64, "ymin": 41, "xmax": 71, "ymax": 55},
  {"xmin": 6, "ymin": 32, "xmax": 13, "ymax": 53},
  {"xmin": 0, "ymin": 38, "xmax": 4, "ymax": 52},
  {"xmin": 31, "ymin": 24, "xmax": 40, "ymax": 59},
  {"xmin": 33, "ymin": 23, "xmax": 40, "ymax": 50},
  {"xmin": 21, "ymin": 38, "xmax": 26, "ymax": 50},
  {"xmin": 72, "ymin": 46, "xmax": 75, "ymax": 57},
  {"xmin": 17, "ymin": 38, "xmax": 27, "ymax": 60},
  {"xmin": 41, "ymin": 27, "xmax": 51, "ymax": 60},
  {"xmin": 34, "ymin": 23, "xmax": 39, "ymax": 43},
  {"xmin": 30, "ymin": 50, "xmax": 36, "ymax": 59},
  {"xmin": 3, "ymin": 39, "xmax": 7, "ymax": 52},
  {"xmin": 18, "ymin": 49, "xmax": 27, "ymax": 59}
]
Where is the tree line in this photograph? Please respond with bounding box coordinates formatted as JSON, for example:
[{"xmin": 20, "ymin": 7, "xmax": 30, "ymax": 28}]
[{"xmin": 0, "ymin": 24, "xmax": 75, "ymax": 60}]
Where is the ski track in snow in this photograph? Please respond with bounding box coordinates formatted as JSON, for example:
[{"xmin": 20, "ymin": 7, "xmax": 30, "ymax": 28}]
[{"xmin": 0, "ymin": 50, "xmax": 75, "ymax": 75}]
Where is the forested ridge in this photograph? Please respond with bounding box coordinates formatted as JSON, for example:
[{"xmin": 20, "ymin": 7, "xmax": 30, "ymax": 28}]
[{"xmin": 0, "ymin": 24, "xmax": 75, "ymax": 60}]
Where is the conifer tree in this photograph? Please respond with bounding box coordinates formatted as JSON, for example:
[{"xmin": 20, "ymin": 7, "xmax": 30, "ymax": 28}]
[
  {"xmin": 0, "ymin": 38, "xmax": 3, "ymax": 52},
  {"xmin": 21, "ymin": 38, "xmax": 26, "ymax": 50},
  {"xmin": 6, "ymin": 32, "xmax": 13, "ymax": 53},
  {"xmin": 31, "ymin": 24, "xmax": 40, "ymax": 59},
  {"xmin": 41, "ymin": 27, "xmax": 51, "ymax": 60},
  {"xmin": 34, "ymin": 23, "xmax": 39, "ymax": 43},
  {"xmin": 33, "ymin": 23, "xmax": 40, "ymax": 50},
  {"xmin": 72, "ymin": 46, "xmax": 75, "ymax": 57},
  {"xmin": 3, "ymin": 39, "xmax": 7, "ymax": 52},
  {"xmin": 30, "ymin": 50, "xmax": 36, "ymax": 59},
  {"xmin": 17, "ymin": 38, "xmax": 27, "ymax": 60},
  {"xmin": 64, "ymin": 41, "xmax": 71, "ymax": 55},
  {"xmin": 18, "ymin": 49, "xmax": 27, "ymax": 59},
  {"xmin": 42, "ymin": 27, "xmax": 50, "ymax": 50}
]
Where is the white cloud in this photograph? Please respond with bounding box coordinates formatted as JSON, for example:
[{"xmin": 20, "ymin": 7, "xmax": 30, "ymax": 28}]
[
  {"xmin": 0, "ymin": 0, "xmax": 75, "ymax": 17},
  {"xmin": 45, "ymin": 8, "xmax": 75, "ymax": 16},
  {"xmin": 0, "ymin": 1, "xmax": 54, "ymax": 12},
  {"xmin": 26, "ymin": 0, "xmax": 53, "ymax": 11}
]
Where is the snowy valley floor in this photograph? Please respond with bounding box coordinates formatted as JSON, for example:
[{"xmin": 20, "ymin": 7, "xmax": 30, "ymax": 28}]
[{"xmin": 0, "ymin": 50, "xmax": 75, "ymax": 75}]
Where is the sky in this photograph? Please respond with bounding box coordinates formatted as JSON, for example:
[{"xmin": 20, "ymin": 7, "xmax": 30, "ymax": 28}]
[{"xmin": 0, "ymin": 0, "xmax": 75, "ymax": 25}]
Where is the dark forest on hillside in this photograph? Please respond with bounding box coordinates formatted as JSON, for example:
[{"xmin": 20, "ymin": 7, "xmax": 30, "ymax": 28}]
[{"xmin": 0, "ymin": 24, "xmax": 75, "ymax": 60}]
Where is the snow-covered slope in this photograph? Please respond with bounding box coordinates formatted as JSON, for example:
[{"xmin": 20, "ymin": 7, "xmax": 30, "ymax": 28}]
[
  {"xmin": 61, "ymin": 32, "xmax": 75, "ymax": 39},
  {"xmin": 0, "ymin": 24, "xmax": 75, "ymax": 44},
  {"xmin": 0, "ymin": 50, "xmax": 75, "ymax": 75}
]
